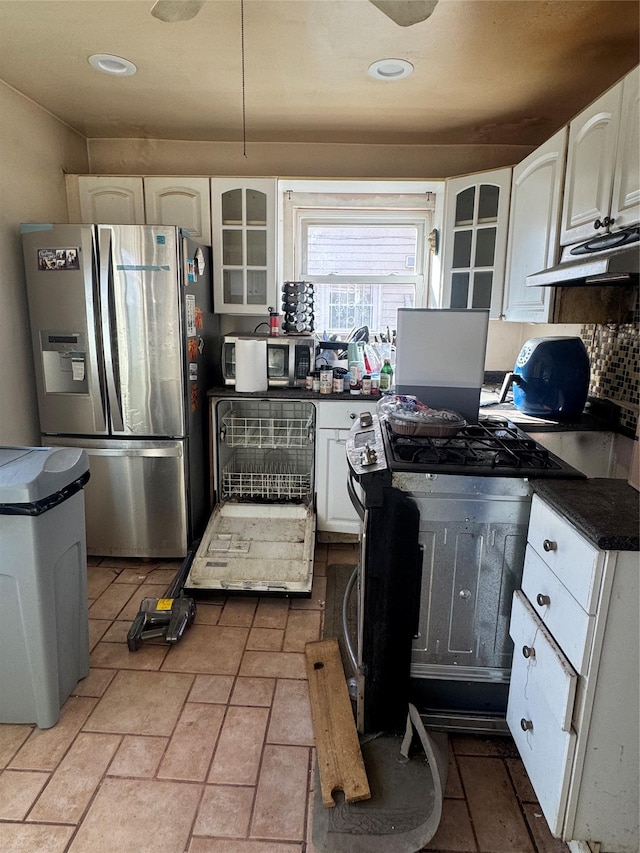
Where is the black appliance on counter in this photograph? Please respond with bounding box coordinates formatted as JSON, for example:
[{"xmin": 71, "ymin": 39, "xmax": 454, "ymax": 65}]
[{"xmin": 345, "ymin": 411, "xmax": 586, "ymax": 736}]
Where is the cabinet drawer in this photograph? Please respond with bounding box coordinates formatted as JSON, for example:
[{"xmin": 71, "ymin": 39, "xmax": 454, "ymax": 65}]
[
  {"xmin": 507, "ymin": 644, "xmax": 576, "ymax": 837},
  {"xmin": 528, "ymin": 495, "xmax": 602, "ymax": 613},
  {"xmin": 522, "ymin": 546, "xmax": 595, "ymax": 676},
  {"xmin": 509, "ymin": 590, "xmax": 578, "ymax": 732},
  {"xmin": 315, "ymin": 400, "xmax": 378, "ymax": 429}
]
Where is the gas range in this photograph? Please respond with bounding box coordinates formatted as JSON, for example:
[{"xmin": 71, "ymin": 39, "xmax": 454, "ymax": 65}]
[
  {"xmin": 347, "ymin": 411, "xmax": 585, "ymax": 483},
  {"xmin": 383, "ymin": 416, "xmax": 583, "ymax": 477}
]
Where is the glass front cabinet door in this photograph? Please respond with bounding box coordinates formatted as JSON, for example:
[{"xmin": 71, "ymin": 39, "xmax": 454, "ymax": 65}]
[
  {"xmin": 211, "ymin": 178, "xmax": 277, "ymax": 313},
  {"xmin": 441, "ymin": 168, "xmax": 512, "ymax": 318}
]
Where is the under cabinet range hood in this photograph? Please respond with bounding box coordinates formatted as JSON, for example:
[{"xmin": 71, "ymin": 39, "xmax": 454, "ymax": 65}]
[{"xmin": 527, "ymin": 225, "xmax": 639, "ymax": 287}]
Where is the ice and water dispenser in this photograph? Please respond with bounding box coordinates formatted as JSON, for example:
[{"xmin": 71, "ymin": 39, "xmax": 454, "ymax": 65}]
[{"xmin": 40, "ymin": 331, "xmax": 88, "ymax": 394}]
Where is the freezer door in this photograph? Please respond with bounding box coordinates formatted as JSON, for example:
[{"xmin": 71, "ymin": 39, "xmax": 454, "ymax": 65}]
[
  {"xmin": 100, "ymin": 225, "xmax": 186, "ymax": 437},
  {"xmin": 21, "ymin": 224, "xmax": 108, "ymax": 435},
  {"xmin": 48, "ymin": 437, "xmax": 189, "ymax": 558}
]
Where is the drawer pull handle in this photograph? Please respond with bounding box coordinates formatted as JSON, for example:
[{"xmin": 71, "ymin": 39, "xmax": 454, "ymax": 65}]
[
  {"xmin": 543, "ymin": 539, "xmax": 557, "ymax": 552},
  {"xmin": 522, "ymin": 645, "xmax": 535, "ymax": 659},
  {"xmin": 536, "ymin": 593, "xmax": 551, "ymax": 607},
  {"xmin": 520, "ymin": 718, "xmax": 534, "ymax": 732}
]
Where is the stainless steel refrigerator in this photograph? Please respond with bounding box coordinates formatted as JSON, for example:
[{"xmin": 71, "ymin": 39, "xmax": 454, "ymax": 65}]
[{"xmin": 21, "ymin": 223, "xmax": 217, "ymax": 558}]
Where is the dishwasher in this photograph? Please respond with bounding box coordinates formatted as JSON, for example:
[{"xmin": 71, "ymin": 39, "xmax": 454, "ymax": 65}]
[{"xmin": 185, "ymin": 397, "xmax": 316, "ymax": 594}]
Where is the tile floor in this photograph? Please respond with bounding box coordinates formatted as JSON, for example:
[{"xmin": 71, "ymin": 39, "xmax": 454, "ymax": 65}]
[{"xmin": 0, "ymin": 542, "xmax": 569, "ymax": 853}]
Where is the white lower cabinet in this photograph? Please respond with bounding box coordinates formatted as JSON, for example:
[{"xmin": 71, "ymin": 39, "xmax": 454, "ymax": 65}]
[
  {"xmin": 507, "ymin": 494, "xmax": 639, "ymax": 852},
  {"xmin": 315, "ymin": 399, "xmax": 378, "ymax": 534}
]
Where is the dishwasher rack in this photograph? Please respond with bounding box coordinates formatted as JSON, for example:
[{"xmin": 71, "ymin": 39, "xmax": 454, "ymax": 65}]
[
  {"xmin": 218, "ymin": 400, "xmax": 315, "ymax": 503},
  {"xmin": 221, "ymin": 402, "xmax": 313, "ymax": 449},
  {"xmin": 222, "ymin": 447, "xmax": 312, "ymax": 501}
]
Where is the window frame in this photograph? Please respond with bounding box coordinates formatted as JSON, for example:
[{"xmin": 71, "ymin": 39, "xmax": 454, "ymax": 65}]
[{"xmin": 293, "ymin": 208, "xmax": 430, "ymax": 335}]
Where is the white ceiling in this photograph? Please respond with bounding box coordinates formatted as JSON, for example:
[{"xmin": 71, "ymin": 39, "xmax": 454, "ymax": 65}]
[{"xmin": 0, "ymin": 0, "xmax": 638, "ymax": 147}]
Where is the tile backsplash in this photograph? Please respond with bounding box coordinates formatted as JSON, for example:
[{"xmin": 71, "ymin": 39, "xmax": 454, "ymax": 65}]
[{"xmin": 581, "ymin": 317, "xmax": 639, "ymax": 434}]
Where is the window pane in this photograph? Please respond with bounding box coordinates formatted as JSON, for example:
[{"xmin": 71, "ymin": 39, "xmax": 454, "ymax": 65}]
[
  {"xmin": 222, "ymin": 230, "xmax": 242, "ymax": 265},
  {"xmin": 478, "ymin": 185, "xmax": 500, "ymax": 222},
  {"xmin": 472, "ymin": 271, "xmax": 493, "ymax": 308},
  {"xmin": 246, "ymin": 190, "xmax": 267, "ymax": 225},
  {"xmin": 314, "ymin": 282, "xmax": 415, "ymax": 336},
  {"xmin": 221, "ymin": 189, "xmax": 242, "ymax": 224},
  {"xmin": 452, "ymin": 230, "xmax": 472, "ymax": 268},
  {"xmin": 246, "ymin": 230, "xmax": 266, "ymax": 266},
  {"xmin": 305, "ymin": 226, "xmax": 417, "ymax": 276},
  {"xmin": 223, "ymin": 270, "xmax": 244, "ymax": 303},
  {"xmin": 455, "ymin": 187, "xmax": 475, "ymax": 226},
  {"xmin": 451, "ymin": 273, "xmax": 469, "ymax": 308},
  {"xmin": 475, "ymin": 227, "xmax": 496, "ymax": 266},
  {"xmin": 247, "ymin": 270, "xmax": 267, "ymax": 304}
]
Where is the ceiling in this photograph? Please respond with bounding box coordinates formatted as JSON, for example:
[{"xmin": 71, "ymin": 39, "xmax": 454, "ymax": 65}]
[{"xmin": 0, "ymin": 0, "xmax": 638, "ymax": 148}]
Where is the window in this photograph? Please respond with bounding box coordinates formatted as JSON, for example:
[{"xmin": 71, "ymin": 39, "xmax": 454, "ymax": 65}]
[{"xmin": 285, "ymin": 188, "xmax": 433, "ymax": 338}]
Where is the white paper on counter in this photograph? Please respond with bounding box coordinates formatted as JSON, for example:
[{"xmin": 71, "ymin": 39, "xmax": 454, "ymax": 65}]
[{"xmin": 235, "ymin": 338, "xmax": 268, "ymax": 392}]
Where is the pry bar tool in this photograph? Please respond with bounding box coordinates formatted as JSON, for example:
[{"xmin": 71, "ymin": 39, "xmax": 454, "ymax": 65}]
[{"xmin": 127, "ymin": 541, "xmax": 199, "ymax": 651}]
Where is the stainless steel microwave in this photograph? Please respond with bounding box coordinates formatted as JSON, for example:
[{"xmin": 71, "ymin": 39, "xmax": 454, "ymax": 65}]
[{"xmin": 222, "ymin": 334, "xmax": 316, "ymax": 387}]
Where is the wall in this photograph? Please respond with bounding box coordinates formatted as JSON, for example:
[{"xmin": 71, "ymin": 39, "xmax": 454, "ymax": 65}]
[
  {"xmin": 0, "ymin": 82, "xmax": 89, "ymax": 445},
  {"xmin": 87, "ymin": 138, "xmax": 534, "ymax": 181}
]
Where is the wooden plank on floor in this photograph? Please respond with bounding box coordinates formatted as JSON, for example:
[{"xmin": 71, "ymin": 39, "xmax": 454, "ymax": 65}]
[{"xmin": 305, "ymin": 637, "xmax": 371, "ymax": 808}]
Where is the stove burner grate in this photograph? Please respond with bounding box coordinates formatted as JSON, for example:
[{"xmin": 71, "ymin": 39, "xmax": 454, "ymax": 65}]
[{"xmin": 386, "ymin": 419, "xmax": 563, "ymax": 472}]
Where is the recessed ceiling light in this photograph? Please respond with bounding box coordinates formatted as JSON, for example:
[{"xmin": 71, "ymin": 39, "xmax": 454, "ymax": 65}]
[
  {"xmin": 88, "ymin": 54, "xmax": 137, "ymax": 76},
  {"xmin": 368, "ymin": 59, "xmax": 414, "ymax": 80}
]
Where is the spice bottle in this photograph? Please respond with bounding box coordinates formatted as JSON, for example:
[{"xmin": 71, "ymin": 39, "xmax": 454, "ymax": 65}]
[{"xmin": 268, "ymin": 307, "xmax": 279, "ymax": 337}]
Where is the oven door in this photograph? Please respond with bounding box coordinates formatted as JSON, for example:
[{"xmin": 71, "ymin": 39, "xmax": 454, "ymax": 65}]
[{"xmin": 351, "ymin": 479, "xmax": 422, "ymax": 735}]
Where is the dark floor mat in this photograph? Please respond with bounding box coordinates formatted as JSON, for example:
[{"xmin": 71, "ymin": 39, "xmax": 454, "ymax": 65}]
[{"xmin": 315, "ymin": 566, "xmax": 448, "ymax": 853}]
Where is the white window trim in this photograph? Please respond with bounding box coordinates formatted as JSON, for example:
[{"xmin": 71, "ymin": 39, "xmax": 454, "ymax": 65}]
[{"xmin": 296, "ymin": 210, "xmax": 428, "ymax": 304}]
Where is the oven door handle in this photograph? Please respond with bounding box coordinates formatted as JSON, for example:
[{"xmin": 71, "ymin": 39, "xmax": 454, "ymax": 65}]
[
  {"xmin": 342, "ymin": 564, "xmax": 359, "ymax": 676},
  {"xmin": 347, "ymin": 470, "xmax": 365, "ymax": 521},
  {"xmin": 412, "ymin": 544, "xmax": 424, "ymax": 638}
]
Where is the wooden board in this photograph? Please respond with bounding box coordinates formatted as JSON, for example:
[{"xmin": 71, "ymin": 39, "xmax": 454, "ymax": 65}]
[{"xmin": 305, "ymin": 638, "xmax": 371, "ymax": 808}]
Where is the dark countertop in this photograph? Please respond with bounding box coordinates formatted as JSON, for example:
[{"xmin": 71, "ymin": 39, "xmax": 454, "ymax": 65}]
[
  {"xmin": 208, "ymin": 384, "xmax": 623, "ymax": 435},
  {"xmin": 531, "ymin": 478, "xmax": 639, "ymax": 551},
  {"xmin": 207, "ymin": 385, "xmax": 380, "ymax": 402}
]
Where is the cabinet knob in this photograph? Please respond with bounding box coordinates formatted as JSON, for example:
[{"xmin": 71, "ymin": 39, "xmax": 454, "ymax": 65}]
[
  {"xmin": 542, "ymin": 539, "xmax": 557, "ymax": 552},
  {"xmin": 594, "ymin": 218, "xmax": 604, "ymax": 230},
  {"xmin": 520, "ymin": 718, "xmax": 533, "ymax": 732},
  {"xmin": 603, "ymin": 215, "xmax": 615, "ymax": 227},
  {"xmin": 522, "ymin": 645, "xmax": 536, "ymax": 659},
  {"xmin": 536, "ymin": 593, "xmax": 551, "ymax": 607},
  {"xmin": 350, "ymin": 412, "xmax": 356, "ymax": 419}
]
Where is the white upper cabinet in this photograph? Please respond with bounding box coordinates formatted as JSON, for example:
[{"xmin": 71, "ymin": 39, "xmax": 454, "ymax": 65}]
[
  {"xmin": 611, "ymin": 65, "xmax": 640, "ymax": 229},
  {"xmin": 72, "ymin": 176, "xmax": 145, "ymax": 224},
  {"xmin": 69, "ymin": 176, "xmax": 212, "ymax": 242},
  {"xmin": 561, "ymin": 66, "xmax": 639, "ymax": 245},
  {"xmin": 441, "ymin": 168, "xmax": 512, "ymax": 319},
  {"xmin": 502, "ymin": 128, "xmax": 568, "ymax": 323},
  {"xmin": 144, "ymin": 177, "xmax": 211, "ymax": 244},
  {"xmin": 211, "ymin": 178, "xmax": 277, "ymax": 314}
]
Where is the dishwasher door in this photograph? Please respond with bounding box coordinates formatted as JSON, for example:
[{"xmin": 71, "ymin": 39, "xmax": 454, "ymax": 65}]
[{"xmin": 185, "ymin": 397, "xmax": 316, "ymax": 594}]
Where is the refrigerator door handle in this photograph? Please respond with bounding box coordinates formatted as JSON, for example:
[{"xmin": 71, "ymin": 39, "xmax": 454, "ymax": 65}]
[
  {"xmin": 98, "ymin": 226, "xmax": 125, "ymax": 431},
  {"xmin": 85, "ymin": 231, "xmax": 107, "ymax": 432},
  {"xmin": 82, "ymin": 446, "xmax": 182, "ymax": 458}
]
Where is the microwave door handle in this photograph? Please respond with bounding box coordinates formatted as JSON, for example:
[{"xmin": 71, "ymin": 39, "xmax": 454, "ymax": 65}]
[{"xmin": 98, "ymin": 226, "xmax": 124, "ymax": 431}]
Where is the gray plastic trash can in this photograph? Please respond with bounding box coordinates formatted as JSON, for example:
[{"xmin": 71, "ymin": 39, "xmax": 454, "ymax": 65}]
[{"xmin": 0, "ymin": 446, "xmax": 90, "ymax": 728}]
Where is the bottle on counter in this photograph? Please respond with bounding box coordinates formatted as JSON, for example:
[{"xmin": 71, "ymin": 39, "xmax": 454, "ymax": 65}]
[
  {"xmin": 362, "ymin": 374, "xmax": 372, "ymax": 396},
  {"xmin": 268, "ymin": 307, "xmax": 279, "ymax": 337},
  {"xmin": 380, "ymin": 358, "xmax": 393, "ymax": 391}
]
